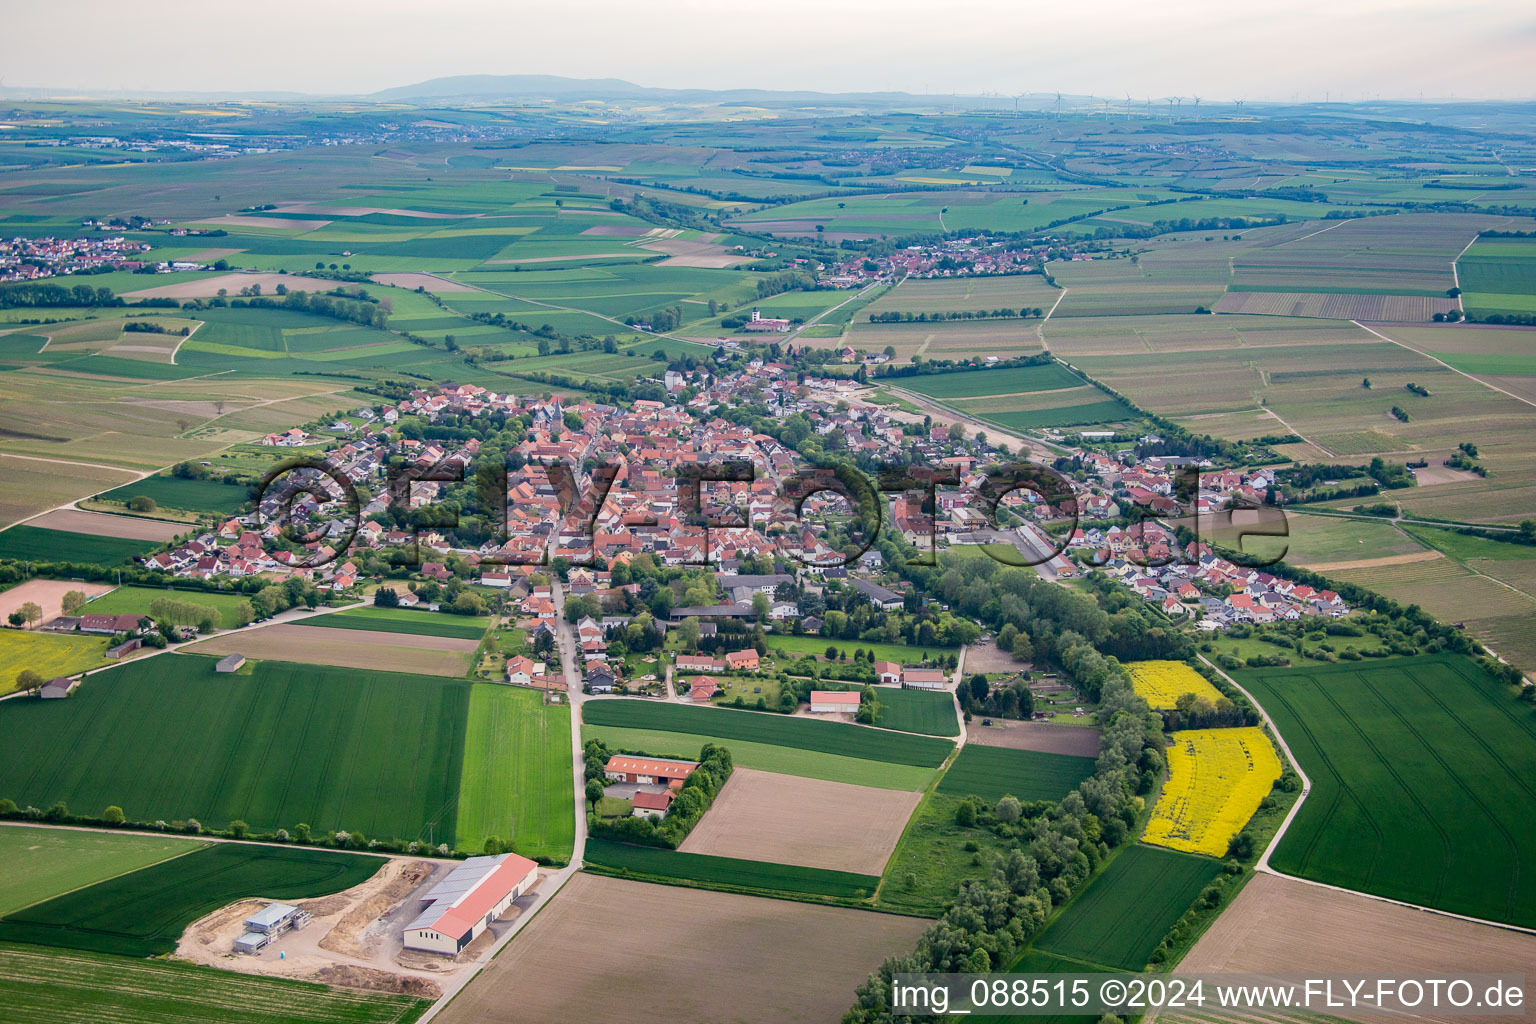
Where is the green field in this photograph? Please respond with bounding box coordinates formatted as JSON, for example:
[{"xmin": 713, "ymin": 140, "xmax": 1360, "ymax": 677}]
[
  {"xmin": 896, "ymin": 363, "xmax": 1087, "ymax": 399},
  {"xmin": 0, "ymin": 526, "xmax": 159, "ymax": 565},
  {"xmin": 1237, "ymin": 654, "xmax": 1536, "ymax": 928},
  {"xmin": 872, "ymin": 687, "xmax": 960, "ymax": 737},
  {"xmin": 581, "ymin": 699, "xmax": 952, "ymax": 767},
  {"xmin": 877, "ymin": 791, "xmax": 1015, "ymax": 916},
  {"xmin": 0, "ymin": 843, "xmax": 384, "ymax": 957},
  {"xmin": 936, "ymin": 744, "xmax": 1098, "ymax": 804},
  {"xmin": 299, "ymin": 606, "xmax": 490, "ymax": 641},
  {"xmin": 0, "ymin": 827, "xmax": 203, "ymax": 917},
  {"xmin": 582, "ymin": 725, "xmax": 935, "ymax": 791},
  {"xmin": 583, "ymin": 837, "xmax": 879, "ymax": 900},
  {"xmin": 0, "ymin": 655, "xmax": 473, "ymax": 844},
  {"xmin": 96, "ymin": 476, "xmax": 251, "ymax": 516},
  {"xmin": 1029, "ymin": 844, "xmax": 1223, "ymax": 970},
  {"xmin": 0, "ymin": 631, "xmax": 110, "ymax": 693},
  {"xmin": 81, "ymin": 585, "xmax": 254, "ymax": 629},
  {"xmin": 0, "ymin": 943, "xmax": 428, "ymax": 1024},
  {"xmin": 455, "ymin": 684, "xmax": 572, "ymax": 861},
  {"xmin": 766, "ymin": 633, "xmax": 952, "ymax": 663}
]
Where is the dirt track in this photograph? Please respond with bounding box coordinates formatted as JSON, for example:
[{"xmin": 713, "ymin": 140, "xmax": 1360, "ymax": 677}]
[
  {"xmin": 1178, "ymin": 873, "xmax": 1536, "ymax": 1024},
  {"xmin": 678, "ymin": 768, "xmax": 920, "ymax": 874}
]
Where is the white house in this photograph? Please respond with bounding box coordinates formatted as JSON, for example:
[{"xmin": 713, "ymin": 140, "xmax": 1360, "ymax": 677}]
[
  {"xmin": 809, "ymin": 690, "xmax": 860, "ymax": 714},
  {"xmin": 402, "ymin": 854, "xmax": 539, "ymax": 955}
]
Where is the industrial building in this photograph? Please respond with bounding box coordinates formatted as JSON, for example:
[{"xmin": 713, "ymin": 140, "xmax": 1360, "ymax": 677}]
[
  {"xmin": 233, "ymin": 903, "xmax": 309, "ymax": 954},
  {"xmin": 402, "ymin": 853, "xmax": 539, "ymax": 955}
]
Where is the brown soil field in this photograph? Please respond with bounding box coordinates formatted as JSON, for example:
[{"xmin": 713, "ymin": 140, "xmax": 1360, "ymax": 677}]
[
  {"xmin": 1411, "ymin": 465, "xmax": 1484, "ymax": 486},
  {"xmin": 122, "ymin": 273, "xmax": 338, "ymax": 300},
  {"xmin": 1215, "ymin": 291, "xmax": 1458, "ymax": 321},
  {"xmin": 0, "ymin": 578, "xmax": 113, "ymax": 622},
  {"xmin": 434, "ymin": 874, "xmax": 927, "ymax": 1024},
  {"xmin": 962, "ymin": 642, "xmax": 1032, "ymax": 674},
  {"xmin": 0, "ymin": 455, "xmax": 141, "ymax": 530},
  {"xmin": 275, "ymin": 205, "xmax": 462, "ymax": 219},
  {"xmin": 191, "ymin": 624, "xmax": 474, "ymax": 676},
  {"xmin": 1300, "ymin": 550, "xmax": 1445, "ymax": 572},
  {"xmin": 638, "ymin": 237, "xmax": 749, "ymax": 268},
  {"xmin": 370, "ymin": 272, "xmax": 477, "ymax": 292},
  {"xmin": 1179, "ymin": 873, "xmax": 1536, "ymax": 1024},
  {"xmin": 967, "ymin": 720, "xmax": 1102, "ymax": 756},
  {"xmin": 581, "ymin": 224, "xmax": 651, "ymax": 237},
  {"xmin": 192, "ymin": 215, "xmax": 332, "ymax": 231},
  {"xmin": 25, "ymin": 507, "xmax": 185, "ymax": 541},
  {"xmin": 677, "ymin": 768, "xmax": 921, "ymax": 874}
]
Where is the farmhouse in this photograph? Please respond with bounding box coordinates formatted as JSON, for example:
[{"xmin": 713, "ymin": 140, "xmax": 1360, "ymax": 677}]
[
  {"xmin": 810, "ymin": 690, "xmax": 860, "ymax": 714},
  {"xmin": 724, "ymin": 649, "xmax": 760, "ymax": 672},
  {"xmin": 604, "ymin": 754, "xmax": 698, "ymax": 788},
  {"xmin": 631, "ymin": 789, "xmax": 675, "ymax": 817},
  {"xmin": 403, "ymin": 853, "xmax": 540, "ymax": 955},
  {"xmin": 902, "ymin": 668, "xmax": 948, "ymax": 690},
  {"xmin": 687, "ymin": 675, "xmax": 721, "ymax": 702},
  {"xmin": 215, "ymin": 654, "xmax": 246, "ymax": 673},
  {"xmin": 874, "ymin": 660, "xmax": 902, "ymax": 685}
]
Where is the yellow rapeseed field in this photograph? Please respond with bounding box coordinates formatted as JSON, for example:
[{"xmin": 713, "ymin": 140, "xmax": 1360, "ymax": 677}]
[
  {"xmin": 1126, "ymin": 660, "xmax": 1224, "ymax": 709},
  {"xmin": 1145, "ymin": 727, "xmax": 1282, "ymax": 857}
]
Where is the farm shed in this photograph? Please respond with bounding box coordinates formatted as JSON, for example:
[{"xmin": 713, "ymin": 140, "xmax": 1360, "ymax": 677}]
[
  {"xmin": 874, "ymin": 661, "xmax": 902, "ymax": 685},
  {"xmin": 215, "ymin": 654, "xmax": 246, "ymax": 673},
  {"xmin": 403, "ymin": 853, "xmax": 540, "ymax": 955},
  {"xmin": 604, "ymin": 754, "xmax": 698, "ymax": 788},
  {"xmin": 810, "ymin": 690, "xmax": 861, "ymax": 715},
  {"xmin": 40, "ymin": 677, "xmax": 75, "ymax": 699},
  {"xmin": 902, "ymin": 668, "xmax": 948, "ymax": 691}
]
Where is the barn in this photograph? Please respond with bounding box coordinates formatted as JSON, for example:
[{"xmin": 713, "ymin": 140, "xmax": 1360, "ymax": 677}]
[
  {"xmin": 809, "ymin": 690, "xmax": 860, "ymax": 715},
  {"xmin": 402, "ymin": 853, "xmax": 540, "ymax": 955},
  {"xmin": 604, "ymin": 754, "xmax": 698, "ymax": 788},
  {"xmin": 902, "ymin": 668, "xmax": 948, "ymax": 691}
]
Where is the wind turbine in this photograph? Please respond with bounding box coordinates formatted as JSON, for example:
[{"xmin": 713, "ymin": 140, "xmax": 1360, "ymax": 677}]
[
  {"xmin": 1055, "ymin": 92, "xmax": 1062, "ymax": 117},
  {"xmin": 1191, "ymin": 95, "xmax": 1201, "ymax": 120},
  {"xmin": 1234, "ymin": 98, "xmax": 1245, "ymax": 116}
]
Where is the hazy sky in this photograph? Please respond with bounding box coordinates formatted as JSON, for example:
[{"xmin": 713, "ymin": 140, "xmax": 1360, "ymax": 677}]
[{"xmin": 4, "ymin": 0, "xmax": 1534, "ymax": 101}]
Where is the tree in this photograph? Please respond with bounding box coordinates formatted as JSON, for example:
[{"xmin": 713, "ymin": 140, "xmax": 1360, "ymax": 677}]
[
  {"xmin": 15, "ymin": 668, "xmax": 44, "ymax": 697},
  {"xmin": 751, "ymin": 592, "xmax": 771, "ymax": 621},
  {"xmin": 293, "ymin": 822, "xmax": 312, "ymax": 843},
  {"xmin": 61, "ymin": 590, "xmax": 88, "ymax": 615},
  {"xmin": 585, "ymin": 778, "xmax": 605, "ymax": 810},
  {"xmin": 233, "ymin": 600, "xmax": 255, "ymax": 628},
  {"xmin": 1362, "ymin": 377, "xmax": 1372, "ymax": 389},
  {"xmin": 7, "ymin": 612, "xmax": 24, "ymax": 628},
  {"xmin": 1011, "ymin": 632, "xmax": 1034, "ymax": 663},
  {"xmin": 228, "ymin": 819, "xmax": 249, "ymax": 838},
  {"xmin": 483, "ymin": 836, "xmax": 505, "ymax": 855},
  {"xmin": 677, "ymin": 617, "xmax": 700, "ymax": 649},
  {"xmin": 954, "ymin": 800, "xmax": 976, "ymax": 827},
  {"xmin": 995, "ymin": 795, "xmax": 1022, "ymax": 822}
]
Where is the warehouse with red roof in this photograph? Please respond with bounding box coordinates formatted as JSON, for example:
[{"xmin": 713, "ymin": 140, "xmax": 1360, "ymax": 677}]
[{"xmin": 402, "ymin": 853, "xmax": 540, "ymax": 955}]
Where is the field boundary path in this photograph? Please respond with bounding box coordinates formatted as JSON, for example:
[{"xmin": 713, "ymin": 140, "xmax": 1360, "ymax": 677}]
[
  {"xmin": 1354, "ymin": 320, "xmax": 1536, "ymax": 412},
  {"xmin": 1198, "ymin": 654, "xmax": 1536, "ymax": 937},
  {"xmin": 415, "ymin": 581, "xmax": 588, "ymax": 1023}
]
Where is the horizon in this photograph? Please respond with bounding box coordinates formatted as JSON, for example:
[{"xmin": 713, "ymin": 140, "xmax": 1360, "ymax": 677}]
[{"xmin": 3, "ymin": 0, "xmax": 1535, "ymax": 102}]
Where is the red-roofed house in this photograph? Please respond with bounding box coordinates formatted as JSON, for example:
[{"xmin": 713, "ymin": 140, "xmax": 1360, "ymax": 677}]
[
  {"xmin": 724, "ymin": 649, "xmax": 760, "ymax": 672},
  {"xmin": 402, "ymin": 853, "xmax": 539, "ymax": 955},
  {"xmin": 688, "ymin": 676, "xmax": 720, "ymax": 702},
  {"xmin": 631, "ymin": 790, "xmax": 674, "ymax": 818}
]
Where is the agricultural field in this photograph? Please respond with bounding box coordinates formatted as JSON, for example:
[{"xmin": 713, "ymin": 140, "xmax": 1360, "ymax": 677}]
[
  {"xmin": 0, "ymin": 579, "xmax": 112, "ymax": 627},
  {"xmin": 1237, "ymin": 655, "xmax": 1536, "ymax": 927},
  {"xmin": 189, "ymin": 623, "xmax": 476, "ymax": 677},
  {"xmin": 1144, "ymin": 728, "xmax": 1283, "ymax": 858},
  {"xmin": 859, "ymin": 275, "xmax": 1061, "ymax": 316},
  {"xmin": 582, "ymin": 723, "xmax": 935, "ymax": 792},
  {"xmin": 454, "ymin": 684, "xmax": 572, "ymax": 861},
  {"xmin": 582, "ymin": 698, "xmax": 953, "ymax": 768},
  {"xmin": 0, "ymin": 826, "xmax": 202, "ymax": 917},
  {"xmin": 430, "ymin": 874, "xmax": 927, "ymax": 1024},
  {"xmin": 0, "ymin": 525, "xmax": 160, "ymax": 565},
  {"xmin": 1456, "ymin": 237, "xmax": 1536, "ymax": 317},
  {"xmin": 844, "ymin": 318, "xmax": 1044, "ymax": 363},
  {"xmin": 871, "ymin": 686, "xmax": 959, "ymax": 737},
  {"xmin": 0, "ymin": 455, "xmax": 141, "ymax": 531},
  {"xmin": 24, "ymin": 509, "xmax": 185, "ymax": 542},
  {"xmin": 79, "ymin": 585, "xmax": 255, "ymax": 629},
  {"xmin": 1180, "ymin": 873, "xmax": 1536, "ymax": 1022},
  {"xmin": 0, "ymin": 943, "xmax": 430, "ymax": 1024},
  {"xmin": 877, "ymin": 790, "xmax": 1017, "ymax": 915},
  {"xmin": 1125, "ymin": 660, "xmax": 1224, "ymax": 709},
  {"xmin": 584, "ymin": 838, "xmax": 881, "ymax": 901},
  {"xmin": 0, "ymin": 630, "xmax": 112, "ymax": 693},
  {"xmin": 765, "ymin": 633, "xmax": 953, "ymax": 664},
  {"xmin": 1051, "ymin": 255, "xmax": 1230, "ymax": 318},
  {"xmin": 1028, "ymin": 844, "xmax": 1224, "ymax": 970},
  {"xmin": 96, "ymin": 475, "xmax": 251, "ymax": 516},
  {"xmin": 0, "ymin": 655, "xmax": 479, "ymax": 844},
  {"xmin": 295, "ymin": 605, "xmax": 490, "ymax": 641},
  {"xmin": 965, "ymin": 720, "xmax": 1102, "ymax": 756},
  {"xmin": 935, "ymin": 744, "xmax": 1098, "ymax": 804},
  {"xmin": 0, "ymin": 843, "xmax": 383, "ymax": 957},
  {"xmin": 677, "ymin": 768, "xmax": 920, "ymax": 874},
  {"xmin": 895, "ymin": 362, "xmax": 1090, "ymax": 400}
]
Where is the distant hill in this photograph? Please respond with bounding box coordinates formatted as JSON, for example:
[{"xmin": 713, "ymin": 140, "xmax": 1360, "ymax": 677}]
[{"xmin": 368, "ymin": 74, "xmax": 964, "ymax": 109}]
